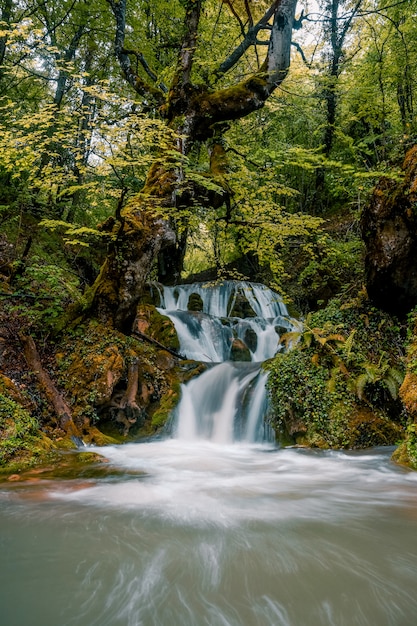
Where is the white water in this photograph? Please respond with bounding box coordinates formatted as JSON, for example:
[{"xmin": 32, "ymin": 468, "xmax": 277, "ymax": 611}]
[
  {"xmin": 159, "ymin": 281, "xmax": 289, "ymax": 319},
  {"xmin": 158, "ymin": 281, "xmax": 295, "ymax": 442},
  {"xmin": 1, "ymin": 282, "xmax": 417, "ymax": 625},
  {"xmin": 1, "ymin": 444, "xmax": 417, "ymax": 626}
]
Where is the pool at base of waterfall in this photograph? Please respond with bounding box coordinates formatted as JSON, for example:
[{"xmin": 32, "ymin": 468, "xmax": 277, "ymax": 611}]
[
  {"xmin": 1, "ymin": 442, "xmax": 417, "ymax": 626},
  {"xmin": 1, "ymin": 282, "xmax": 416, "ymax": 626}
]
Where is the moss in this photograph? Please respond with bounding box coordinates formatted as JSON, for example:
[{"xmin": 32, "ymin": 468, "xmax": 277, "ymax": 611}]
[
  {"xmin": 187, "ymin": 292, "xmax": 204, "ymax": 312},
  {"xmin": 0, "ymin": 450, "xmax": 112, "ymax": 482},
  {"xmin": 55, "ymin": 316, "xmax": 185, "ymax": 440},
  {"xmin": 135, "ymin": 304, "xmax": 180, "ymax": 350},
  {"xmin": 0, "ymin": 392, "xmax": 54, "ymax": 470},
  {"xmin": 392, "ymin": 425, "xmax": 417, "ymax": 470},
  {"xmin": 395, "ymin": 311, "xmax": 417, "ymax": 469},
  {"xmin": 57, "ymin": 322, "xmax": 126, "ymax": 425},
  {"xmin": 267, "ymin": 296, "xmax": 405, "ymax": 449},
  {"xmin": 344, "ymin": 406, "xmax": 402, "ymax": 448},
  {"xmin": 400, "ymin": 372, "xmax": 417, "ymax": 416},
  {"xmin": 150, "ymin": 382, "xmax": 181, "ymax": 431}
]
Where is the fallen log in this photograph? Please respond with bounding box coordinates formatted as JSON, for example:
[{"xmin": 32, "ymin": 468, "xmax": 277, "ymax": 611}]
[{"xmin": 20, "ymin": 334, "xmax": 79, "ymax": 435}]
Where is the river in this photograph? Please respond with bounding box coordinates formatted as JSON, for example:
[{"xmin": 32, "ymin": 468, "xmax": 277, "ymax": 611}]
[
  {"xmin": 1, "ymin": 282, "xmax": 417, "ymax": 625},
  {"xmin": 1, "ymin": 442, "xmax": 417, "ymax": 626}
]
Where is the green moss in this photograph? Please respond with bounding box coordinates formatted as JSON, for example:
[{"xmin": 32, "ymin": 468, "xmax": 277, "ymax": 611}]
[
  {"xmin": 0, "ymin": 392, "xmax": 47, "ymax": 468},
  {"xmin": 135, "ymin": 304, "xmax": 180, "ymax": 351},
  {"xmin": 392, "ymin": 424, "xmax": 417, "ymax": 470},
  {"xmin": 266, "ymin": 296, "xmax": 405, "ymax": 449},
  {"xmin": 150, "ymin": 382, "xmax": 181, "ymax": 431}
]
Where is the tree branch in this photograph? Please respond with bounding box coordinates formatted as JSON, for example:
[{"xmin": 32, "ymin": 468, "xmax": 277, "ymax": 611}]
[
  {"xmin": 198, "ymin": 0, "xmax": 297, "ymax": 130},
  {"xmin": 216, "ymin": 1, "xmax": 280, "ymax": 78},
  {"xmin": 20, "ymin": 334, "xmax": 79, "ymax": 435},
  {"xmin": 169, "ymin": 0, "xmax": 202, "ymax": 98},
  {"xmin": 107, "ymin": 0, "xmax": 165, "ymax": 105},
  {"xmin": 122, "ymin": 48, "xmax": 168, "ymax": 93},
  {"xmin": 291, "ymin": 41, "xmax": 310, "ymax": 67}
]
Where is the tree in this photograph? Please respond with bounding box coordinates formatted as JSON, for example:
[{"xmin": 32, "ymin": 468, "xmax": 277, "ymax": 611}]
[{"xmin": 81, "ymin": 0, "xmax": 300, "ymax": 330}]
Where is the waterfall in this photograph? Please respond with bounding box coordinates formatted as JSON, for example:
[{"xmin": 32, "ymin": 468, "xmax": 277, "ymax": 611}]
[{"xmin": 157, "ymin": 281, "xmax": 296, "ymax": 444}]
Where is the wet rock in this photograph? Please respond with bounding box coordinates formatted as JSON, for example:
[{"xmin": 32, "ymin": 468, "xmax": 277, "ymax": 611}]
[
  {"xmin": 244, "ymin": 327, "xmax": 258, "ymax": 353},
  {"xmin": 229, "ymin": 292, "xmax": 257, "ymax": 318},
  {"xmin": 230, "ymin": 338, "xmax": 251, "ymax": 362},
  {"xmin": 134, "ymin": 304, "xmax": 179, "ymax": 351},
  {"xmin": 187, "ymin": 292, "xmax": 204, "ymax": 312}
]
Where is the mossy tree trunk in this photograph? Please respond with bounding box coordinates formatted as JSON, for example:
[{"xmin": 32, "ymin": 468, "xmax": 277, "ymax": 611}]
[{"xmin": 90, "ymin": 0, "xmax": 298, "ymax": 330}]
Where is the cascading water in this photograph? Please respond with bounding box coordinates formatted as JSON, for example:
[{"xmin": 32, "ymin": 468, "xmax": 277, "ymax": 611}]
[
  {"xmin": 2, "ymin": 281, "xmax": 417, "ymax": 626},
  {"xmin": 157, "ymin": 281, "xmax": 296, "ymax": 443}
]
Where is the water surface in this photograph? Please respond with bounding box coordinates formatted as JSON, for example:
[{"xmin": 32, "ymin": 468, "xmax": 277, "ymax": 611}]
[{"xmin": 1, "ymin": 442, "xmax": 416, "ymax": 626}]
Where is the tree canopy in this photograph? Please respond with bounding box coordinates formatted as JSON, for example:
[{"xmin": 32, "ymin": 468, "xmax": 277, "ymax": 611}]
[{"xmin": 0, "ymin": 0, "xmax": 416, "ymax": 322}]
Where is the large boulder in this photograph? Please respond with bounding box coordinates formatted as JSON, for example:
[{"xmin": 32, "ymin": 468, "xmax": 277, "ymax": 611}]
[{"xmin": 361, "ymin": 146, "xmax": 417, "ymax": 316}]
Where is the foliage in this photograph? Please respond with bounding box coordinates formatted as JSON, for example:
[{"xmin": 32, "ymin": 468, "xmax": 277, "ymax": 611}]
[
  {"xmin": 0, "ymin": 393, "xmax": 41, "ymax": 466},
  {"xmin": 266, "ymin": 295, "xmax": 405, "ymax": 447},
  {"xmin": 6, "ymin": 257, "xmax": 82, "ymax": 332},
  {"xmin": 405, "ymin": 424, "xmax": 417, "ymax": 469},
  {"xmin": 266, "ymin": 349, "xmax": 353, "ymax": 447},
  {"xmin": 0, "ymin": 0, "xmax": 416, "ymax": 290}
]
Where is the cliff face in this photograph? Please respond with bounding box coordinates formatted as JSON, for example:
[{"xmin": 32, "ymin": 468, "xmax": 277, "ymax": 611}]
[{"xmin": 361, "ymin": 146, "xmax": 417, "ymax": 317}]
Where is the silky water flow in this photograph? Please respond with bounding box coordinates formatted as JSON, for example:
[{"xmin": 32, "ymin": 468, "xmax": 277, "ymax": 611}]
[
  {"xmin": 1, "ymin": 282, "xmax": 417, "ymax": 626},
  {"xmin": 157, "ymin": 281, "xmax": 295, "ymax": 443}
]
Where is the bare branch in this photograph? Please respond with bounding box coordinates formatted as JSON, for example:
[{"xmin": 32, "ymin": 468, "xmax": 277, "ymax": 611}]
[
  {"xmin": 107, "ymin": 0, "xmax": 165, "ymax": 105},
  {"xmin": 291, "ymin": 41, "xmax": 310, "ymax": 67},
  {"xmin": 216, "ymin": 1, "xmax": 280, "ymax": 78}
]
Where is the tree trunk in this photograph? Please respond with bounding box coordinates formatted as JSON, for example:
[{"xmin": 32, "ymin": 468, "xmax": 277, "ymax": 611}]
[
  {"xmin": 87, "ymin": 197, "xmax": 177, "ymax": 331},
  {"xmin": 88, "ymin": 0, "xmax": 297, "ymax": 331}
]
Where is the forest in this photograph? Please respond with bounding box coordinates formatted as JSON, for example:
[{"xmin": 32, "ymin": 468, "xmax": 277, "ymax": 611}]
[{"xmin": 1, "ymin": 0, "xmax": 417, "ymax": 476}]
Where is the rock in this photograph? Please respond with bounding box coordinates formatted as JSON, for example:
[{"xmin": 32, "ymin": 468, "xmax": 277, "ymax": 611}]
[
  {"xmin": 361, "ymin": 146, "xmax": 417, "ymax": 316},
  {"xmin": 187, "ymin": 292, "xmax": 204, "ymax": 312},
  {"xmin": 244, "ymin": 327, "xmax": 258, "ymax": 353},
  {"xmin": 230, "ymin": 338, "xmax": 251, "ymax": 361},
  {"xmin": 229, "ymin": 292, "xmax": 257, "ymax": 318},
  {"xmin": 134, "ymin": 304, "xmax": 179, "ymax": 350}
]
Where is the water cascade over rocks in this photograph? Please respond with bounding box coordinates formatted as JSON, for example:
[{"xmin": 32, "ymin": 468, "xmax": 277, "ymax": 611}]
[{"xmin": 157, "ymin": 281, "xmax": 297, "ymax": 443}]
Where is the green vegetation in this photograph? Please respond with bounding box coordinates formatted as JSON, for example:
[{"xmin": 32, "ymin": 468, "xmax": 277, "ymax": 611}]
[
  {"xmin": 0, "ymin": 392, "xmax": 43, "ymax": 469},
  {"xmin": 1, "ymin": 0, "xmax": 417, "ymax": 471},
  {"xmin": 266, "ymin": 296, "xmax": 405, "ymax": 448}
]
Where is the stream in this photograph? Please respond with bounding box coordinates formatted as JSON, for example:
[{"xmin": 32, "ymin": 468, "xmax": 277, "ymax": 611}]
[{"xmin": 1, "ymin": 282, "xmax": 417, "ymax": 626}]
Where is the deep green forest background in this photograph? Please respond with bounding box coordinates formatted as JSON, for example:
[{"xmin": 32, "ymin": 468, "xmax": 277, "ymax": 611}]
[{"xmin": 1, "ymin": 0, "xmax": 417, "ymax": 474}]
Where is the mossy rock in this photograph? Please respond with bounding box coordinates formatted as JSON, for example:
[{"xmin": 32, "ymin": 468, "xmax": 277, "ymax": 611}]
[
  {"xmin": 134, "ymin": 304, "xmax": 180, "ymax": 351},
  {"xmin": 344, "ymin": 406, "xmax": 402, "ymax": 449},
  {"xmin": 57, "ymin": 324, "xmax": 126, "ymax": 425},
  {"xmin": 187, "ymin": 292, "xmax": 204, "ymax": 312},
  {"xmin": 230, "ymin": 338, "xmax": 251, "ymax": 362},
  {"xmin": 391, "ymin": 420, "xmax": 417, "ymax": 470},
  {"xmin": 150, "ymin": 382, "xmax": 181, "ymax": 431},
  {"xmin": 0, "ymin": 391, "xmax": 58, "ymax": 472},
  {"xmin": 228, "ymin": 292, "xmax": 256, "ymax": 318},
  {"xmin": 400, "ymin": 372, "xmax": 417, "ymax": 419}
]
